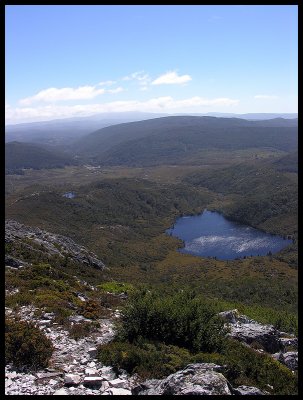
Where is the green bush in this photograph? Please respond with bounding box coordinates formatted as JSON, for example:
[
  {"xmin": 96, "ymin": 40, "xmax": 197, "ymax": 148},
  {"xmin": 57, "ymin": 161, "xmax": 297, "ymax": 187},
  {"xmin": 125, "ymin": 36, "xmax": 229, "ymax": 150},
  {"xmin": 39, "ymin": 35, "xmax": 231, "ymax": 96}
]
[
  {"xmin": 221, "ymin": 339, "xmax": 297, "ymax": 395},
  {"xmin": 98, "ymin": 340, "xmax": 191, "ymax": 379},
  {"xmin": 5, "ymin": 318, "xmax": 54, "ymax": 370},
  {"xmin": 118, "ymin": 289, "xmax": 228, "ymax": 353},
  {"xmin": 68, "ymin": 321, "xmax": 99, "ymax": 340},
  {"xmin": 97, "ymin": 281, "xmax": 134, "ymax": 295}
]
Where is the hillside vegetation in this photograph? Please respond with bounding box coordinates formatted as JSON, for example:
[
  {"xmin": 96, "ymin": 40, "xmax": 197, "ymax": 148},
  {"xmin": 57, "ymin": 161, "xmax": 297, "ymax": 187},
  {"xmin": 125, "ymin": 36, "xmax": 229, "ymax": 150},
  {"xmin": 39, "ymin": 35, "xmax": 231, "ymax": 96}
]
[
  {"xmin": 5, "ymin": 142, "xmax": 77, "ymax": 174},
  {"xmin": 73, "ymin": 116, "xmax": 297, "ymax": 166}
]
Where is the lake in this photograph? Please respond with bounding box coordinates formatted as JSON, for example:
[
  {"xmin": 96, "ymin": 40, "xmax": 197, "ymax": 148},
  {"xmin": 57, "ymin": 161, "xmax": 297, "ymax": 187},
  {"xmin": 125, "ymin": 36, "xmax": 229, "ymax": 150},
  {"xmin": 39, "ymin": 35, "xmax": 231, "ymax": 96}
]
[
  {"xmin": 63, "ymin": 192, "xmax": 76, "ymax": 199},
  {"xmin": 166, "ymin": 210, "xmax": 292, "ymax": 260}
]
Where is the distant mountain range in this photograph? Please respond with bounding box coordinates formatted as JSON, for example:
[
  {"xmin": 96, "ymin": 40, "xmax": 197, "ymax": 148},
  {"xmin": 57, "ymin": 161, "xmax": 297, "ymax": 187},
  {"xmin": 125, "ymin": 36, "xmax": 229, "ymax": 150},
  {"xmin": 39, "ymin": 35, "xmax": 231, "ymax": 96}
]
[
  {"xmin": 6, "ymin": 114, "xmax": 298, "ymax": 171},
  {"xmin": 72, "ymin": 115, "xmax": 298, "ymax": 167},
  {"xmin": 198, "ymin": 112, "xmax": 298, "ymax": 120},
  {"xmin": 5, "ymin": 112, "xmax": 297, "ymax": 145},
  {"xmin": 5, "ymin": 112, "xmax": 169, "ymax": 145}
]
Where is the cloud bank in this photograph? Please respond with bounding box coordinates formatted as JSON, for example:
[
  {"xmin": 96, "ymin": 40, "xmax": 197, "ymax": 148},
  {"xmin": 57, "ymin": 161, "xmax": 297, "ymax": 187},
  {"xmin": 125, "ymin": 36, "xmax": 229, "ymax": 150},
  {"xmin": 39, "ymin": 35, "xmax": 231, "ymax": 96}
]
[
  {"xmin": 152, "ymin": 71, "xmax": 192, "ymax": 85},
  {"xmin": 254, "ymin": 94, "xmax": 279, "ymax": 100},
  {"xmin": 6, "ymin": 96, "xmax": 239, "ymax": 124},
  {"xmin": 20, "ymin": 85, "xmax": 124, "ymax": 105}
]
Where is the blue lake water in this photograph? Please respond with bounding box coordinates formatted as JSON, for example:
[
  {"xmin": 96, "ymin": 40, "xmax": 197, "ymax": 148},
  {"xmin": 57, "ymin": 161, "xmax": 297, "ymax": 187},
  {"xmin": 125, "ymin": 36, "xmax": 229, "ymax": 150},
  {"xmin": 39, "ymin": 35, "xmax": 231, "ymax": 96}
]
[
  {"xmin": 63, "ymin": 192, "xmax": 76, "ymax": 199},
  {"xmin": 166, "ymin": 210, "xmax": 292, "ymax": 260}
]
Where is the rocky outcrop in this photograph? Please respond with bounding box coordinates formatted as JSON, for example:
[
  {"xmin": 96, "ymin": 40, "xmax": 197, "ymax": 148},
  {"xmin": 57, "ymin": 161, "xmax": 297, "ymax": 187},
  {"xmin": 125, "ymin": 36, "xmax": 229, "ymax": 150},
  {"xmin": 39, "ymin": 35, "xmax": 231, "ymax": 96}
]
[
  {"xmin": 5, "ymin": 219, "xmax": 105, "ymax": 270},
  {"xmin": 272, "ymin": 351, "xmax": 298, "ymax": 371},
  {"xmin": 219, "ymin": 309, "xmax": 280, "ymax": 353},
  {"xmin": 232, "ymin": 385, "xmax": 266, "ymax": 395},
  {"xmin": 219, "ymin": 309, "xmax": 298, "ymax": 371},
  {"xmin": 133, "ymin": 364, "xmax": 232, "ymax": 395}
]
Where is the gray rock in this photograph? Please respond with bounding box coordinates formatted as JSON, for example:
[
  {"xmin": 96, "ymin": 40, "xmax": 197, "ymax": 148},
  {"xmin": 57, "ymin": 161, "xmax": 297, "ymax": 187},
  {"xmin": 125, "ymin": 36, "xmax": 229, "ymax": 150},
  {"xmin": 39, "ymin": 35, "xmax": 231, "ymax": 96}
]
[
  {"xmin": 229, "ymin": 322, "xmax": 281, "ymax": 353},
  {"xmin": 106, "ymin": 387, "xmax": 132, "ymax": 395},
  {"xmin": 53, "ymin": 388, "xmax": 69, "ymax": 395},
  {"xmin": 6, "ymin": 371, "xmax": 17, "ymax": 379},
  {"xmin": 5, "ymin": 378, "xmax": 13, "ymax": 387},
  {"xmin": 108, "ymin": 378, "xmax": 127, "ymax": 388},
  {"xmin": 219, "ymin": 309, "xmax": 241, "ymax": 324},
  {"xmin": 83, "ymin": 376, "xmax": 103, "ymax": 387},
  {"xmin": 219, "ymin": 309, "xmax": 298, "ymax": 355},
  {"xmin": 64, "ymin": 373, "xmax": 81, "ymax": 386},
  {"xmin": 87, "ymin": 347, "xmax": 98, "ymax": 358},
  {"xmin": 69, "ymin": 315, "xmax": 91, "ymax": 324},
  {"xmin": 100, "ymin": 381, "xmax": 110, "ymax": 392},
  {"xmin": 136, "ymin": 363, "xmax": 231, "ymax": 395},
  {"xmin": 279, "ymin": 337, "xmax": 298, "ymax": 350},
  {"xmin": 283, "ymin": 351, "xmax": 298, "ymax": 370},
  {"xmin": 5, "ymin": 219, "xmax": 105, "ymax": 270},
  {"xmin": 87, "ymin": 361, "xmax": 96, "ymax": 367},
  {"xmin": 85, "ymin": 368, "xmax": 99, "ymax": 376},
  {"xmin": 232, "ymin": 385, "xmax": 265, "ymax": 395},
  {"xmin": 273, "ymin": 351, "xmax": 298, "ymax": 371}
]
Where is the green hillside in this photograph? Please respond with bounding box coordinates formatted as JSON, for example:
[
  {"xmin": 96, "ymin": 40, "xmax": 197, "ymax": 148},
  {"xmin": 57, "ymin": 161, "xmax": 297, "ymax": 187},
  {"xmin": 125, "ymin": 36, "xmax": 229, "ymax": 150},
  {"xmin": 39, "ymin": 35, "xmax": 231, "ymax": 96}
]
[
  {"xmin": 73, "ymin": 116, "xmax": 297, "ymax": 166},
  {"xmin": 5, "ymin": 142, "xmax": 77, "ymax": 173}
]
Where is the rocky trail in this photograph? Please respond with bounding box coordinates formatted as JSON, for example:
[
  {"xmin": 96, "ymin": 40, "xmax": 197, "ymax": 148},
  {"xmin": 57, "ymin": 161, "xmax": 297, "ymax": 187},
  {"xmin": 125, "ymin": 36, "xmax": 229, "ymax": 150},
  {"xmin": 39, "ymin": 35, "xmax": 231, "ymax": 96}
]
[
  {"xmin": 5, "ymin": 306, "xmax": 298, "ymax": 396},
  {"xmin": 5, "ymin": 306, "xmax": 136, "ymax": 395}
]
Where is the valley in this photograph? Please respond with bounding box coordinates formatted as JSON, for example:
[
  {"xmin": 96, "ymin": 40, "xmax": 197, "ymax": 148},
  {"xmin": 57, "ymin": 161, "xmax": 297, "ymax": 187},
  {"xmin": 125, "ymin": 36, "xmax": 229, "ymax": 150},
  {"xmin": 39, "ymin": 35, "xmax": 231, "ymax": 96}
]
[{"xmin": 5, "ymin": 115, "xmax": 298, "ymax": 395}]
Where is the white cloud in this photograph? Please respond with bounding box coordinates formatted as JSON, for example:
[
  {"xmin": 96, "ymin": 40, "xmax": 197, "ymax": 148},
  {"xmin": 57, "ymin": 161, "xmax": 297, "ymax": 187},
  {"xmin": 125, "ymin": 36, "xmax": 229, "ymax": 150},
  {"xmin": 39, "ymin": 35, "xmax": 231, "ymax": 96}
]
[
  {"xmin": 107, "ymin": 87, "xmax": 124, "ymax": 94},
  {"xmin": 122, "ymin": 71, "xmax": 151, "ymax": 86},
  {"xmin": 19, "ymin": 84, "xmax": 125, "ymax": 105},
  {"xmin": 6, "ymin": 95, "xmax": 239, "ymax": 124},
  {"xmin": 152, "ymin": 71, "xmax": 192, "ymax": 85},
  {"xmin": 254, "ymin": 94, "xmax": 279, "ymax": 99},
  {"xmin": 19, "ymin": 86, "xmax": 106, "ymax": 105},
  {"xmin": 98, "ymin": 80, "xmax": 116, "ymax": 86}
]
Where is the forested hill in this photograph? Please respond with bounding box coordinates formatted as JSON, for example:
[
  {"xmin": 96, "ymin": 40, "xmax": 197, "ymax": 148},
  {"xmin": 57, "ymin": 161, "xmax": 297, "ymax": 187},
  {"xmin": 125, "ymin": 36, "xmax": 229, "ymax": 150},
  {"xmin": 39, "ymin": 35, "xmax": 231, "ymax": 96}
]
[
  {"xmin": 5, "ymin": 142, "xmax": 77, "ymax": 174},
  {"xmin": 73, "ymin": 116, "xmax": 298, "ymax": 167}
]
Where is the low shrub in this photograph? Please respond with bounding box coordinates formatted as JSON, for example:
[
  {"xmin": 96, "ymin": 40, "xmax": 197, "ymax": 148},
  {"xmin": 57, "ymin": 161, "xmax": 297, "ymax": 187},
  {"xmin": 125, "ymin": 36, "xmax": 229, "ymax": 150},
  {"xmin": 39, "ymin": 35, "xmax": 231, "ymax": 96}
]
[
  {"xmin": 97, "ymin": 339, "xmax": 191, "ymax": 379},
  {"xmin": 97, "ymin": 281, "xmax": 134, "ymax": 295},
  {"xmin": 117, "ymin": 289, "xmax": 228, "ymax": 353},
  {"xmin": 221, "ymin": 339, "xmax": 297, "ymax": 395},
  {"xmin": 80, "ymin": 299, "xmax": 103, "ymax": 320},
  {"xmin": 68, "ymin": 321, "xmax": 99, "ymax": 340},
  {"xmin": 5, "ymin": 317, "xmax": 54, "ymax": 370}
]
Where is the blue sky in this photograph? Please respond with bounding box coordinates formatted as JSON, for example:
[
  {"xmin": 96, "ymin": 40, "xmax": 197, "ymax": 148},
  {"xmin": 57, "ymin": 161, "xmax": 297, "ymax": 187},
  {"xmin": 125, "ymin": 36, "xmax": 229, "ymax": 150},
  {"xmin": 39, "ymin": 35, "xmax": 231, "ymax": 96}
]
[{"xmin": 5, "ymin": 5, "xmax": 298, "ymax": 124}]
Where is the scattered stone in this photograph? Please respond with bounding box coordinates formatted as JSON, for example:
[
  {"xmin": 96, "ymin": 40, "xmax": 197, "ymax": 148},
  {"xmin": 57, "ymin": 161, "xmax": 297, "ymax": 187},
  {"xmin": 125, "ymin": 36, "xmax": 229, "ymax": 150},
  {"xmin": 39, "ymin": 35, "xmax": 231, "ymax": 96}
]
[
  {"xmin": 36, "ymin": 372, "xmax": 63, "ymax": 379},
  {"xmin": 106, "ymin": 387, "xmax": 132, "ymax": 395},
  {"xmin": 6, "ymin": 371, "xmax": 17, "ymax": 379},
  {"xmin": 87, "ymin": 361, "xmax": 96, "ymax": 367},
  {"xmin": 64, "ymin": 374, "xmax": 81, "ymax": 386},
  {"xmin": 279, "ymin": 337, "xmax": 298, "ymax": 351},
  {"xmin": 88, "ymin": 347, "xmax": 98, "ymax": 358},
  {"xmin": 53, "ymin": 388, "xmax": 69, "ymax": 395},
  {"xmin": 108, "ymin": 378, "xmax": 128, "ymax": 388},
  {"xmin": 100, "ymin": 381, "xmax": 110, "ymax": 392},
  {"xmin": 5, "ymin": 378, "xmax": 13, "ymax": 388},
  {"xmin": 85, "ymin": 368, "xmax": 98, "ymax": 376},
  {"xmin": 232, "ymin": 385, "xmax": 265, "ymax": 395},
  {"xmin": 69, "ymin": 315, "xmax": 91, "ymax": 324},
  {"xmin": 83, "ymin": 376, "xmax": 104, "ymax": 387}
]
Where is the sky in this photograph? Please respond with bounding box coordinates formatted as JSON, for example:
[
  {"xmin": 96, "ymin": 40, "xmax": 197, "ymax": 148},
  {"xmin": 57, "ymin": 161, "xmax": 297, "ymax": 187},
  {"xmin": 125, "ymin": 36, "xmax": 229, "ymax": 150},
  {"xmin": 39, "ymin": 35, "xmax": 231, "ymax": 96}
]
[{"xmin": 5, "ymin": 5, "xmax": 298, "ymax": 124}]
